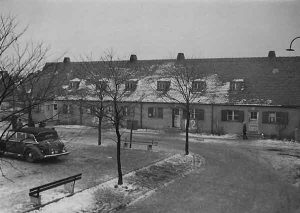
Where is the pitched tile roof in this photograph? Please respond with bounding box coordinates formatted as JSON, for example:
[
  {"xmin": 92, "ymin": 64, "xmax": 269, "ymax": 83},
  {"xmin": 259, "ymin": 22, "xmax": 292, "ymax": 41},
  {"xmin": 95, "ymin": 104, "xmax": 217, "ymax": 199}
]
[{"xmin": 43, "ymin": 55, "xmax": 300, "ymax": 107}]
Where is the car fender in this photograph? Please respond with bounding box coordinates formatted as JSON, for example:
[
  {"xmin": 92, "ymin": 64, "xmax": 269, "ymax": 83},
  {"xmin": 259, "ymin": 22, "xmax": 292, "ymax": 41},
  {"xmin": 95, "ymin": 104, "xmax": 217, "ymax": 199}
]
[{"xmin": 24, "ymin": 145, "xmax": 43, "ymax": 159}]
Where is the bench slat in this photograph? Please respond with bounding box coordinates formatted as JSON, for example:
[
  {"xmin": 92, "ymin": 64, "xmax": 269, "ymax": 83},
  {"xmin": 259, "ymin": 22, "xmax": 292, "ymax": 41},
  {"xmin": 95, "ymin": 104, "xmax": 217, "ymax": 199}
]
[
  {"xmin": 123, "ymin": 141, "xmax": 158, "ymax": 145},
  {"xmin": 29, "ymin": 177, "xmax": 81, "ymax": 196},
  {"xmin": 29, "ymin": 174, "xmax": 81, "ymax": 196}
]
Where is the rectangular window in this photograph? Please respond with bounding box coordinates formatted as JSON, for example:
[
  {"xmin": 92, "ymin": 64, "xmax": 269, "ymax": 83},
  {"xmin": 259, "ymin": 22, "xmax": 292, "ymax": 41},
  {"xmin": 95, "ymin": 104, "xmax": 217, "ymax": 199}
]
[
  {"xmin": 105, "ymin": 106, "xmax": 113, "ymax": 113},
  {"xmin": 269, "ymin": 112, "xmax": 276, "ymax": 123},
  {"xmin": 53, "ymin": 104, "xmax": 58, "ymax": 110},
  {"xmin": 157, "ymin": 81, "xmax": 170, "ymax": 91},
  {"xmin": 192, "ymin": 81, "xmax": 206, "ymax": 92},
  {"xmin": 183, "ymin": 108, "xmax": 204, "ymax": 120},
  {"xmin": 122, "ymin": 106, "xmax": 134, "ymax": 117},
  {"xmin": 230, "ymin": 79, "xmax": 245, "ymax": 91},
  {"xmin": 148, "ymin": 107, "xmax": 163, "ymax": 119},
  {"xmin": 96, "ymin": 81, "xmax": 108, "ymax": 91},
  {"xmin": 262, "ymin": 111, "xmax": 288, "ymax": 124},
  {"xmin": 70, "ymin": 81, "xmax": 80, "ymax": 90},
  {"xmin": 190, "ymin": 108, "xmax": 204, "ymax": 120},
  {"xmin": 34, "ymin": 104, "xmax": 41, "ymax": 113},
  {"xmin": 90, "ymin": 106, "xmax": 96, "ymax": 115},
  {"xmin": 125, "ymin": 81, "xmax": 137, "ymax": 91},
  {"xmin": 62, "ymin": 104, "xmax": 73, "ymax": 114},
  {"xmin": 250, "ymin": 111, "xmax": 258, "ymax": 120},
  {"xmin": 221, "ymin": 110, "xmax": 244, "ymax": 122}
]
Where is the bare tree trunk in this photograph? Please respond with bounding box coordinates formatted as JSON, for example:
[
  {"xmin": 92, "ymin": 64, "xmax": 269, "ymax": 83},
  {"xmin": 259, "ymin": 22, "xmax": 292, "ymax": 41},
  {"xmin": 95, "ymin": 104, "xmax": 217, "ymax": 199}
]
[
  {"xmin": 116, "ymin": 121, "xmax": 123, "ymax": 185},
  {"xmin": 98, "ymin": 117, "xmax": 102, "ymax": 146},
  {"xmin": 129, "ymin": 120, "xmax": 133, "ymax": 148},
  {"xmin": 114, "ymin": 98, "xmax": 123, "ymax": 185},
  {"xmin": 79, "ymin": 101, "xmax": 83, "ymax": 125},
  {"xmin": 185, "ymin": 104, "xmax": 190, "ymax": 155},
  {"xmin": 28, "ymin": 107, "xmax": 35, "ymax": 127}
]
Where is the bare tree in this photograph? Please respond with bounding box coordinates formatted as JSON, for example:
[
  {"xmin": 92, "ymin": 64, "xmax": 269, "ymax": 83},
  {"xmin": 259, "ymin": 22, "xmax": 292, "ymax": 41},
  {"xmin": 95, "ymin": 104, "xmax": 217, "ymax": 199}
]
[
  {"xmin": 100, "ymin": 50, "xmax": 137, "ymax": 185},
  {"xmin": 76, "ymin": 58, "xmax": 108, "ymax": 146},
  {"xmin": 0, "ymin": 15, "xmax": 50, "ymax": 173},
  {"xmin": 156, "ymin": 59, "xmax": 203, "ymax": 155}
]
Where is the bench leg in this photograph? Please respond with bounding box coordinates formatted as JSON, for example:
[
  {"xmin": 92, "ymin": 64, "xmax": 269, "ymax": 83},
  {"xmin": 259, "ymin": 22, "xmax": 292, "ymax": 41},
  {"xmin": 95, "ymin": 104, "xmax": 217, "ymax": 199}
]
[
  {"xmin": 147, "ymin": 145, "xmax": 152, "ymax": 151},
  {"xmin": 64, "ymin": 181, "xmax": 75, "ymax": 194},
  {"xmin": 30, "ymin": 195, "xmax": 41, "ymax": 206}
]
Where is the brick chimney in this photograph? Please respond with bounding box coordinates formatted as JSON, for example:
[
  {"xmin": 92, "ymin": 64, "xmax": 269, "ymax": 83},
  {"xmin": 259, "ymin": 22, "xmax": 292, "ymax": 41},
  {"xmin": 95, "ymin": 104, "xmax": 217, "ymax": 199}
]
[
  {"xmin": 268, "ymin": 51, "xmax": 276, "ymax": 58},
  {"xmin": 63, "ymin": 57, "xmax": 70, "ymax": 63},
  {"xmin": 129, "ymin": 54, "xmax": 137, "ymax": 62},
  {"xmin": 177, "ymin": 53, "xmax": 185, "ymax": 61}
]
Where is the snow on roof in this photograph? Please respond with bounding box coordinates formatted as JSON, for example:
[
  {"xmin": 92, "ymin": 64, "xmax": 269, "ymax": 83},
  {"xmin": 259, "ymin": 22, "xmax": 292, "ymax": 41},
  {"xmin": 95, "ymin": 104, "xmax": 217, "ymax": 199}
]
[
  {"xmin": 70, "ymin": 78, "xmax": 81, "ymax": 82},
  {"xmin": 193, "ymin": 79, "xmax": 205, "ymax": 82},
  {"xmin": 232, "ymin": 79, "xmax": 244, "ymax": 82}
]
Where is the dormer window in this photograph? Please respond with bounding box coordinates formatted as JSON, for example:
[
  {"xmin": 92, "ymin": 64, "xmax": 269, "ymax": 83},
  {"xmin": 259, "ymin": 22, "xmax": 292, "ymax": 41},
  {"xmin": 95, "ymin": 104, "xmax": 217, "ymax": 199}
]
[
  {"xmin": 192, "ymin": 80, "xmax": 206, "ymax": 92},
  {"xmin": 125, "ymin": 80, "xmax": 138, "ymax": 91},
  {"xmin": 69, "ymin": 78, "xmax": 81, "ymax": 90},
  {"xmin": 157, "ymin": 81, "xmax": 170, "ymax": 91},
  {"xmin": 230, "ymin": 79, "xmax": 245, "ymax": 91},
  {"xmin": 96, "ymin": 80, "xmax": 108, "ymax": 91}
]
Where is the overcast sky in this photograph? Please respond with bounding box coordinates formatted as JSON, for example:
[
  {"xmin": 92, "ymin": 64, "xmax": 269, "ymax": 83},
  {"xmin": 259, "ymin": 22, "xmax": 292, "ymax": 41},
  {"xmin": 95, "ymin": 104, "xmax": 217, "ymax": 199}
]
[{"xmin": 1, "ymin": 0, "xmax": 300, "ymax": 61}]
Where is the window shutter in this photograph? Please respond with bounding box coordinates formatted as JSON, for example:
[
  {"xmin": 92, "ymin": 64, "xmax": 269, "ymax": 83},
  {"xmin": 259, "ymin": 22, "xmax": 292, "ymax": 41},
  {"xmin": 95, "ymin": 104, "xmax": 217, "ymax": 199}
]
[
  {"xmin": 262, "ymin": 111, "xmax": 269, "ymax": 123},
  {"xmin": 63, "ymin": 104, "xmax": 68, "ymax": 114},
  {"xmin": 182, "ymin": 109, "xmax": 187, "ymax": 119},
  {"xmin": 200, "ymin": 109, "xmax": 204, "ymax": 120},
  {"xmin": 148, "ymin": 107, "xmax": 153, "ymax": 118},
  {"xmin": 195, "ymin": 109, "xmax": 204, "ymax": 120},
  {"xmin": 238, "ymin": 110, "xmax": 244, "ymax": 122},
  {"xmin": 277, "ymin": 112, "xmax": 289, "ymax": 125},
  {"xmin": 69, "ymin": 105, "xmax": 73, "ymax": 114},
  {"xmin": 192, "ymin": 82, "xmax": 196, "ymax": 91},
  {"xmin": 283, "ymin": 112, "xmax": 289, "ymax": 124},
  {"xmin": 157, "ymin": 82, "xmax": 161, "ymax": 91},
  {"xmin": 221, "ymin": 110, "xmax": 227, "ymax": 121},
  {"xmin": 158, "ymin": 108, "xmax": 163, "ymax": 118}
]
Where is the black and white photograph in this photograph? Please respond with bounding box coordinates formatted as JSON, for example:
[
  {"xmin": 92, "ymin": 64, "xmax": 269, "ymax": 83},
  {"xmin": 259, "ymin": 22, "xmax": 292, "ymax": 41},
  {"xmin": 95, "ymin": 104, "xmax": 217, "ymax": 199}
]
[{"xmin": 0, "ymin": 0, "xmax": 300, "ymax": 212}]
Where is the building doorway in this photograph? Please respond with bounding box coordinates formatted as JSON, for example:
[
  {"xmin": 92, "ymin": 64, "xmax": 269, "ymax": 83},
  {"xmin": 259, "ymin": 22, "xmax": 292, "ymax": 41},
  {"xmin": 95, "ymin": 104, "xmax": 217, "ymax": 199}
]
[{"xmin": 248, "ymin": 111, "xmax": 259, "ymax": 133}]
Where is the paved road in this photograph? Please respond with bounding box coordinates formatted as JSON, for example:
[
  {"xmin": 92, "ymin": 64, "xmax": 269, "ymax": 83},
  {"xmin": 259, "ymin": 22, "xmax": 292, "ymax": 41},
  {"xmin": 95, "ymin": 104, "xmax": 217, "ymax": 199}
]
[{"xmin": 122, "ymin": 136, "xmax": 300, "ymax": 213}]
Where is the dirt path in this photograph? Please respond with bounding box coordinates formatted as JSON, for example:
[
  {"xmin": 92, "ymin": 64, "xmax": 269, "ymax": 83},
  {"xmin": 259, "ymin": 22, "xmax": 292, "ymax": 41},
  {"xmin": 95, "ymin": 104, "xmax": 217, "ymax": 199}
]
[{"xmin": 122, "ymin": 142, "xmax": 300, "ymax": 213}]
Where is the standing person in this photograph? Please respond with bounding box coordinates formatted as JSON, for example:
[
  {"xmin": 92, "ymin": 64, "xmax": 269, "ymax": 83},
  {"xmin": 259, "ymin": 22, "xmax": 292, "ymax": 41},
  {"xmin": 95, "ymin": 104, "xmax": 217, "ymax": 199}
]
[
  {"xmin": 243, "ymin": 122, "xmax": 248, "ymax": 140},
  {"xmin": 17, "ymin": 119, "xmax": 23, "ymax": 130}
]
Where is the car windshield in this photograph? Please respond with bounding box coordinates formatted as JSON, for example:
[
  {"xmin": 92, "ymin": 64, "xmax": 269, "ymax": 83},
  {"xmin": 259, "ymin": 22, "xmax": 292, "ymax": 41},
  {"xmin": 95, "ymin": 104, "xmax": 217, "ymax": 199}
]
[{"xmin": 35, "ymin": 132, "xmax": 59, "ymax": 142}]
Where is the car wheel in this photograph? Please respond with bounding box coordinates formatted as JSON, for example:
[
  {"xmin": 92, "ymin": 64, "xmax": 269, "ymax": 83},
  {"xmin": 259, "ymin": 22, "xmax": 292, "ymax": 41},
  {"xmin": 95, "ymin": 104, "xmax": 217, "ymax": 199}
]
[{"xmin": 25, "ymin": 150, "xmax": 36, "ymax": 163}]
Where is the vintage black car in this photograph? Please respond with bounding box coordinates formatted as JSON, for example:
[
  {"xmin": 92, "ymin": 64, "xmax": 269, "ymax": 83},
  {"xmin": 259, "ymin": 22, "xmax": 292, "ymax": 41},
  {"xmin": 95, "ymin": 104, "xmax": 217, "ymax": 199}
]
[{"xmin": 0, "ymin": 127, "xmax": 69, "ymax": 162}]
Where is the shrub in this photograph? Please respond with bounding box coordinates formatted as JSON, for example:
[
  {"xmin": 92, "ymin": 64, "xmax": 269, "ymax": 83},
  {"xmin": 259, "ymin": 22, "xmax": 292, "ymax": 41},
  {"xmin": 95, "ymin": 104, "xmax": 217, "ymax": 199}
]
[{"xmin": 94, "ymin": 187, "xmax": 127, "ymax": 209}]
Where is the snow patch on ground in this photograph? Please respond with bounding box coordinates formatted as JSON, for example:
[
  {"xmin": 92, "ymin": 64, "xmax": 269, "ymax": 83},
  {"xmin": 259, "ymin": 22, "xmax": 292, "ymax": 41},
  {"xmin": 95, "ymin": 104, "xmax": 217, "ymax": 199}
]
[
  {"xmin": 54, "ymin": 125, "xmax": 94, "ymax": 130},
  {"xmin": 182, "ymin": 132, "xmax": 238, "ymax": 140}
]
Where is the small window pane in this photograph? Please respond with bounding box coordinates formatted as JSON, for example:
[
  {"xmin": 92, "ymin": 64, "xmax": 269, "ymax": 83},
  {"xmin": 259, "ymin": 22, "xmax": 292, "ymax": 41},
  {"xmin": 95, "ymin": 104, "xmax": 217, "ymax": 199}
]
[{"xmin": 269, "ymin": 112, "xmax": 276, "ymax": 123}]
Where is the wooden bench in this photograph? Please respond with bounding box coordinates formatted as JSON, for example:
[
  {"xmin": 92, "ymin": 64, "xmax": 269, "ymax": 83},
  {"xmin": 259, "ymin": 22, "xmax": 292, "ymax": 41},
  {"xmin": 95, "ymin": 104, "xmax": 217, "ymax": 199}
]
[
  {"xmin": 123, "ymin": 138, "xmax": 158, "ymax": 151},
  {"xmin": 29, "ymin": 173, "xmax": 82, "ymax": 206}
]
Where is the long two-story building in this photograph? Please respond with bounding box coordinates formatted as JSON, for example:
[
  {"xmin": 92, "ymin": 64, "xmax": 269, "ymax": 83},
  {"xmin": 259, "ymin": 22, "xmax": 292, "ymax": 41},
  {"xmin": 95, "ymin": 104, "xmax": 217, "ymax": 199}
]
[{"xmin": 35, "ymin": 51, "xmax": 300, "ymax": 139}]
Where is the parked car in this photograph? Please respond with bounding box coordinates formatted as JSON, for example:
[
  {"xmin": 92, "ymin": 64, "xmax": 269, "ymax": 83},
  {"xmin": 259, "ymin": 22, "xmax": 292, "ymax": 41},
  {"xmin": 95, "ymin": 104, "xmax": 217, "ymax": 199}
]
[{"xmin": 0, "ymin": 127, "xmax": 69, "ymax": 162}]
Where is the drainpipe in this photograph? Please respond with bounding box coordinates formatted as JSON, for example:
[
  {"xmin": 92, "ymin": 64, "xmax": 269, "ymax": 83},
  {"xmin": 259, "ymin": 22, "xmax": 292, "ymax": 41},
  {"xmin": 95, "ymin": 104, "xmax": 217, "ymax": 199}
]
[{"xmin": 211, "ymin": 103, "xmax": 214, "ymax": 134}]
